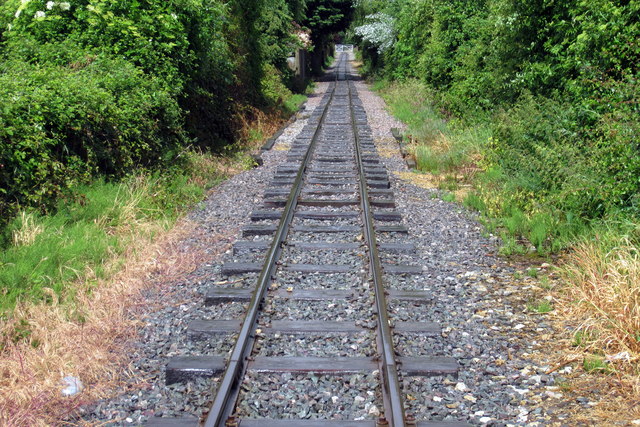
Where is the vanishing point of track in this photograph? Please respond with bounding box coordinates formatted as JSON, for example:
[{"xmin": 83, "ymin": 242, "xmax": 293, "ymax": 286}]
[{"xmin": 151, "ymin": 54, "xmax": 467, "ymax": 427}]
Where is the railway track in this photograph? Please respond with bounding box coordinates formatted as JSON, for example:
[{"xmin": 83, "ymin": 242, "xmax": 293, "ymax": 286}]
[{"xmin": 150, "ymin": 54, "xmax": 467, "ymax": 427}]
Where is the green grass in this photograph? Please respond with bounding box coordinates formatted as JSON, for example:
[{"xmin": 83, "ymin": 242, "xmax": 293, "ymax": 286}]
[
  {"xmin": 381, "ymin": 81, "xmax": 447, "ymax": 141},
  {"xmin": 556, "ymin": 379, "xmax": 573, "ymax": 392},
  {"xmin": 470, "ymin": 165, "xmax": 595, "ymax": 255},
  {"xmin": 415, "ymin": 145, "xmax": 441, "ymax": 173},
  {"xmin": 0, "ymin": 151, "xmax": 230, "ymax": 312},
  {"xmin": 325, "ymin": 55, "xmax": 335, "ymax": 68},
  {"xmin": 498, "ymin": 233, "xmax": 527, "ymax": 256},
  {"xmin": 1, "ymin": 214, "xmax": 118, "ymax": 310},
  {"xmin": 573, "ymin": 330, "xmax": 596, "ymax": 347},
  {"xmin": 247, "ymin": 128, "xmax": 266, "ymax": 145},
  {"xmin": 503, "ymin": 208, "xmax": 527, "ymax": 236},
  {"xmin": 373, "ymin": 79, "xmax": 608, "ymax": 256},
  {"xmin": 377, "ymin": 79, "xmax": 490, "ymax": 175},
  {"xmin": 463, "ymin": 192, "xmax": 486, "ymax": 212},
  {"xmin": 527, "ymin": 299, "xmax": 553, "ymax": 313},
  {"xmin": 438, "ymin": 175, "xmax": 459, "ymax": 192},
  {"xmin": 583, "ymin": 356, "xmax": 610, "ymax": 373},
  {"xmin": 440, "ymin": 191, "xmax": 456, "ymax": 203},
  {"xmin": 1, "ymin": 185, "xmax": 124, "ymax": 310},
  {"xmin": 284, "ymin": 94, "xmax": 307, "ymax": 114},
  {"xmin": 539, "ymin": 275, "xmax": 552, "ymax": 289}
]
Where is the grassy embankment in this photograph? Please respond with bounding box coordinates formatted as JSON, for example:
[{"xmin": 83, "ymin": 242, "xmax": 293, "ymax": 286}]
[
  {"xmin": 0, "ymin": 93, "xmax": 306, "ymax": 424},
  {"xmin": 0, "ymin": 92, "xmax": 307, "ymax": 312},
  {"xmin": 377, "ymin": 79, "xmax": 640, "ymax": 407}
]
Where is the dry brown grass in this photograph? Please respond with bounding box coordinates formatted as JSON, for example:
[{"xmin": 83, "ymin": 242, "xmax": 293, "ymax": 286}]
[
  {"xmin": 349, "ymin": 59, "xmax": 364, "ymax": 73},
  {"xmin": 11, "ymin": 211, "xmax": 44, "ymax": 247},
  {"xmin": 0, "ymin": 153, "xmax": 251, "ymax": 426},
  {"xmin": 394, "ymin": 170, "xmax": 438, "ymax": 189},
  {"xmin": 397, "ymin": 132, "xmax": 481, "ymax": 202},
  {"xmin": 407, "ymin": 131, "xmax": 449, "ymax": 153},
  {"xmin": 393, "ymin": 170, "xmax": 473, "ymax": 201},
  {"xmin": 560, "ymin": 238, "xmax": 640, "ymax": 360},
  {"xmin": 525, "ymin": 237, "xmax": 640, "ymax": 424},
  {"xmin": 235, "ymin": 105, "xmax": 286, "ymax": 151},
  {"xmin": 0, "ymin": 218, "xmax": 205, "ymax": 426},
  {"xmin": 528, "ymin": 340, "xmax": 640, "ymax": 424},
  {"xmin": 373, "ymin": 137, "xmax": 400, "ymax": 159},
  {"xmin": 499, "ymin": 257, "xmax": 640, "ymax": 424},
  {"xmin": 185, "ymin": 150, "xmax": 251, "ymax": 187}
]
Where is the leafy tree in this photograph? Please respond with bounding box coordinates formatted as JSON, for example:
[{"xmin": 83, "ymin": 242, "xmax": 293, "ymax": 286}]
[
  {"xmin": 304, "ymin": 0, "xmax": 353, "ymax": 46},
  {"xmin": 286, "ymin": 0, "xmax": 308, "ymax": 22},
  {"xmin": 303, "ymin": 0, "xmax": 353, "ymax": 72},
  {"xmin": 259, "ymin": 0, "xmax": 299, "ymax": 70},
  {"xmin": 350, "ymin": 0, "xmax": 640, "ymax": 221}
]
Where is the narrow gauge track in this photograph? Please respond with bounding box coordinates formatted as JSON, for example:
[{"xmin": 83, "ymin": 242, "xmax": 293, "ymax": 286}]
[{"xmin": 152, "ymin": 54, "xmax": 467, "ymax": 427}]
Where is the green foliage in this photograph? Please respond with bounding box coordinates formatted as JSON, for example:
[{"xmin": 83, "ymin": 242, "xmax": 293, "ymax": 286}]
[
  {"xmin": 378, "ymin": 79, "xmax": 489, "ymax": 175},
  {"xmin": 260, "ymin": 63, "xmax": 309, "ymax": 116},
  {"xmin": 0, "ymin": 186, "xmax": 122, "ymax": 310},
  {"xmin": 573, "ymin": 330, "xmax": 595, "ymax": 347},
  {"xmin": 480, "ymin": 91, "xmax": 638, "ymax": 249},
  {"xmin": 353, "ymin": 0, "xmax": 640, "ymax": 254},
  {"xmin": 285, "ymin": 94, "xmax": 308, "ymax": 114},
  {"xmin": 304, "ymin": 0, "xmax": 353, "ymax": 43},
  {"xmin": 526, "ymin": 267, "xmax": 538, "ymax": 278},
  {"xmin": 286, "ymin": 0, "xmax": 308, "ymax": 22},
  {"xmin": 528, "ymin": 213, "xmax": 552, "ymax": 253},
  {"xmin": 463, "ymin": 192, "xmax": 486, "ymax": 212},
  {"xmin": 0, "ymin": 150, "xmax": 230, "ymax": 311},
  {"xmin": 0, "ymin": 0, "xmax": 311, "ymax": 225},
  {"xmin": 0, "ymin": 57, "xmax": 185, "ymax": 220},
  {"xmin": 261, "ymin": 64, "xmax": 293, "ymax": 107},
  {"xmin": 440, "ymin": 191, "xmax": 456, "ymax": 203},
  {"xmin": 583, "ymin": 355, "xmax": 610, "ymax": 374},
  {"xmin": 527, "ymin": 299, "xmax": 553, "ymax": 314},
  {"xmin": 0, "ymin": 0, "xmax": 340, "ymax": 311},
  {"xmin": 503, "ymin": 207, "xmax": 527, "ymax": 237},
  {"xmin": 497, "ymin": 233, "xmax": 527, "ymax": 256},
  {"xmin": 538, "ymin": 275, "xmax": 552, "ymax": 290},
  {"xmin": 303, "ymin": 0, "xmax": 353, "ymax": 73},
  {"xmin": 259, "ymin": 0, "xmax": 298, "ymax": 70}
]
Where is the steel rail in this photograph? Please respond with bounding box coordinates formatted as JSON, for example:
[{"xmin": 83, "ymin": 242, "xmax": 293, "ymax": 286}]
[
  {"xmin": 348, "ymin": 76, "xmax": 407, "ymax": 425},
  {"xmin": 203, "ymin": 57, "xmax": 344, "ymax": 427}
]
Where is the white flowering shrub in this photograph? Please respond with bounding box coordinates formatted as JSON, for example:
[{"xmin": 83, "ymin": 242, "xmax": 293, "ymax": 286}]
[{"xmin": 354, "ymin": 12, "xmax": 395, "ymax": 53}]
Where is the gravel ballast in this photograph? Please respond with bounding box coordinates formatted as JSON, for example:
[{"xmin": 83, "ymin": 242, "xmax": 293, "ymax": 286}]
[{"xmin": 354, "ymin": 77, "xmax": 562, "ymax": 425}]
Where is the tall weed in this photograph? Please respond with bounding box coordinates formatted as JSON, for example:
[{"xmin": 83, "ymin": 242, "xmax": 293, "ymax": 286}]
[{"xmin": 560, "ymin": 224, "xmax": 640, "ymax": 358}]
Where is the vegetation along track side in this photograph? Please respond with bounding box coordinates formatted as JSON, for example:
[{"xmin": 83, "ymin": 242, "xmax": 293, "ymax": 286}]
[{"xmin": 147, "ymin": 54, "xmax": 467, "ymax": 427}]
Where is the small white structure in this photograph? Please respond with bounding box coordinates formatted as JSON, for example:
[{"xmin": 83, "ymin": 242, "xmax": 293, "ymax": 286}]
[{"xmin": 335, "ymin": 44, "xmax": 354, "ymax": 54}]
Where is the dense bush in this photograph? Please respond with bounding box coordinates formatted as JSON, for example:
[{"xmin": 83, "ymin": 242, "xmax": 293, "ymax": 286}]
[
  {"xmin": 0, "ymin": 57, "xmax": 186, "ymax": 219},
  {"xmin": 352, "ymin": 0, "xmax": 640, "ymax": 230},
  {"xmin": 0, "ymin": 0, "xmax": 310, "ymax": 225}
]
